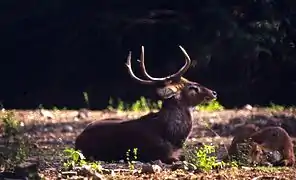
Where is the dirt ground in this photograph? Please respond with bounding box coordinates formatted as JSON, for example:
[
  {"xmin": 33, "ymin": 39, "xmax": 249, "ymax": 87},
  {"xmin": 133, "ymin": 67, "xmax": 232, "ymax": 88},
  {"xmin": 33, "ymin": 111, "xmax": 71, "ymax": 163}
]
[{"xmin": 1, "ymin": 108, "xmax": 296, "ymax": 179}]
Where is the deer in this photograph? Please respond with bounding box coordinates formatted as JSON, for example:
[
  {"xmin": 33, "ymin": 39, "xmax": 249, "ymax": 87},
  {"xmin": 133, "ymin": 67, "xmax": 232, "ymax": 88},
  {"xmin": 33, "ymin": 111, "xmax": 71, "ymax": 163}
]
[
  {"xmin": 250, "ymin": 126, "xmax": 295, "ymax": 166},
  {"xmin": 227, "ymin": 124, "xmax": 295, "ymax": 166},
  {"xmin": 75, "ymin": 46, "xmax": 217, "ymax": 164}
]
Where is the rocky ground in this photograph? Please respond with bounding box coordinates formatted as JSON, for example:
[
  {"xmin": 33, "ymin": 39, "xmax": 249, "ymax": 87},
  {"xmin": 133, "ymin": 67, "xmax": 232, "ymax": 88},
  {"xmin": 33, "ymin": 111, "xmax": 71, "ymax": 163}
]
[{"xmin": 1, "ymin": 107, "xmax": 296, "ymax": 179}]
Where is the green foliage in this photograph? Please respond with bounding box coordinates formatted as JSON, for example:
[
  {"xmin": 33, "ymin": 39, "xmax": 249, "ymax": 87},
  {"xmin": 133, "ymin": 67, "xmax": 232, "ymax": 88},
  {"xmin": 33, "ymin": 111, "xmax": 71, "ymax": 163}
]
[
  {"xmin": 52, "ymin": 106, "xmax": 67, "ymax": 111},
  {"xmin": 83, "ymin": 91, "xmax": 90, "ymax": 108},
  {"xmin": 1, "ymin": 111, "xmax": 21, "ymax": 138},
  {"xmin": 107, "ymin": 96, "xmax": 225, "ymax": 112},
  {"xmin": 196, "ymin": 99, "xmax": 224, "ymax": 112},
  {"xmin": 107, "ymin": 97, "xmax": 162, "ymax": 112},
  {"xmin": 126, "ymin": 148, "xmax": 138, "ymax": 170},
  {"xmin": 185, "ymin": 144, "xmax": 237, "ymax": 172},
  {"xmin": 268, "ymin": 102, "xmax": 285, "ymax": 112},
  {"xmin": 63, "ymin": 148, "xmax": 102, "ymax": 172},
  {"xmin": 131, "ymin": 97, "xmax": 149, "ymax": 112},
  {"xmin": 0, "ymin": 111, "xmax": 30, "ymax": 171}
]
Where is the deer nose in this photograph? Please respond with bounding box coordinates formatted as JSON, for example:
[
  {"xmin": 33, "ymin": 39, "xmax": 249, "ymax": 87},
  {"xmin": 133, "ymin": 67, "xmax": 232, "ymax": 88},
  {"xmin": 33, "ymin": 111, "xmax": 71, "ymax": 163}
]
[{"xmin": 211, "ymin": 91, "xmax": 217, "ymax": 97}]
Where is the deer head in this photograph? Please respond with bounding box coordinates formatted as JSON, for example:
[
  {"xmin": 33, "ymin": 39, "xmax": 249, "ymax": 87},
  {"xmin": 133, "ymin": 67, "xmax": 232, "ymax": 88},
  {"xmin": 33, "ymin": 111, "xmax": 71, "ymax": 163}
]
[{"xmin": 125, "ymin": 46, "xmax": 217, "ymax": 107}]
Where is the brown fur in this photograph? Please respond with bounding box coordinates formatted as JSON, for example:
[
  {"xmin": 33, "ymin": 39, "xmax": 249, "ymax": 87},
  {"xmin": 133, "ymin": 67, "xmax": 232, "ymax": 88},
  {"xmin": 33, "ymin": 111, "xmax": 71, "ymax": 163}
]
[
  {"xmin": 250, "ymin": 126, "xmax": 295, "ymax": 166},
  {"xmin": 75, "ymin": 87, "xmax": 216, "ymax": 163},
  {"xmin": 228, "ymin": 125, "xmax": 295, "ymax": 166}
]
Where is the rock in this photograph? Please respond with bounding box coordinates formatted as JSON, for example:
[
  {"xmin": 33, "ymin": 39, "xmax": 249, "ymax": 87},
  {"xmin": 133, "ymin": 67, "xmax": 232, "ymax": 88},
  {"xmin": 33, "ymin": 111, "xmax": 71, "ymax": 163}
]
[
  {"xmin": 76, "ymin": 108, "xmax": 90, "ymax": 120},
  {"xmin": 243, "ymin": 104, "xmax": 253, "ymax": 111},
  {"xmin": 171, "ymin": 161, "xmax": 197, "ymax": 172},
  {"xmin": 62, "ymin": 125, "xmax": 74, "ymax": 132},
  {"xmin": 0, "ymin": 171, "xmax": 28, "ymax": 180},
  {"xmin": 260, "ymin": 162, "xmax": 273, "ymax": 167},
  {"xmin": 61, "ymin": 171, "xmax": 78, "ymax": 178},
  {"xmin": 74, "ymin": 165, "xmax": 105, "ymax": 180},
  {"xmin": 265, "ymin": 151, "xmax": 283, "ymax": 165},
  {"xmin": 184, "ymin": 162, "xmax": 197, "ymax": 171},
  {"xmin": 140, "ymin": 164, "xmax": 162, "ymax": 174},
  {"xmin": 14, "ymin": 161, "xmax": 39, "ymax": 180},
  {"xmin": 39, "ymin": 108, "xmax": 54, "ymax": 119}
]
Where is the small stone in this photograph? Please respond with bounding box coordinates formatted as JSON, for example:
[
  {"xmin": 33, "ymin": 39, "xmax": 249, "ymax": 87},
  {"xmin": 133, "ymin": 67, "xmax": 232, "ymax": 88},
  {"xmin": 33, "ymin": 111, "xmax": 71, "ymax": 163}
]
[
  {"xmin": 171, "ymin": 161, "xmax": 197, "ymax": 172},
  {"xmin": 0, "ymin": 171, "xmax": 28, "ymax": 180},
  {"xmin": 265, "ymin": 151, "xmax": 282, "ymax": 164},
  {"xmin": 261, "ymin": 162, "xmax": 273, "ymax": 167},
  {"xmin": 151, "ymin": 160, "xmax": 163, "ymax": 166},
  {"xmin": 141, "ymin": 164, "xmax": 162, "ymax": 174},
  {"xmin": 184, "ymin": 162, "xmax": 197, "ymax": 171},
  {"xmin": 20, "ymin": 122, "xmax": 25, "ymax": 127},
  {"xmin": 77, "ymin": 108, "xmax": 89, "ymax": 119},
  {"xmin": 75, "ymin": 165, "xmax": 105, "ymax": 180},
  {"xmin": 243, "ymin": 104, "xmax": 253, "ymax": 111},
  {"xmin": 61, "ymin": 171, "xmax": 77, "ymax": 178},
  {"xmin": 171, "ymin": 161, "xmax": 185, "ymax": 171},
  {"xmin": 39, "ymin": 108, "xmax": 55, "ymax": 119},
  {"xmin": 209, "ymin": 118, "xmax": 215, "ymax": 124},
  {"xmin": 14, "ymin": 162, "xmax": 39, "ymax": 179},
  {"xmin": 241, "ymin": 166, "xmax": 252, "ymax": 170},
  {"xmin": 62, "ymin": 125, "xmax": 73, "ymax": 132}
]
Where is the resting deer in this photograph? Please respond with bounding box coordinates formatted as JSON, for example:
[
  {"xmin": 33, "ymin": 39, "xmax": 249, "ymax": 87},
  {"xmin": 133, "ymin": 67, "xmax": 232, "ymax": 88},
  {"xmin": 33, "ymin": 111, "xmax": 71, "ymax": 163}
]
[
  {"xmin": 75, "ymin": 46, "xmax": 217, "ymax": 163},
  {"xmin": 251, "ymin": 126, "xmax": 295, "ymax": 166},
  {"xmin": 228, "ymin": 125, "xmax": 295, "ymax": 166}
]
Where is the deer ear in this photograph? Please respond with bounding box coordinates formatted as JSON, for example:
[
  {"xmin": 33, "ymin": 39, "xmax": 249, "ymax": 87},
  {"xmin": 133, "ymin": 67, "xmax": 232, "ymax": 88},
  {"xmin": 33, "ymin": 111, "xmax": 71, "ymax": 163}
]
[
  {"xmin": 156, "ymin": 87, "xmax": 176, "ymax": 99},
  {"xmin": 156, "ymin": 84, "xmax": 181, "ymax": 99}
]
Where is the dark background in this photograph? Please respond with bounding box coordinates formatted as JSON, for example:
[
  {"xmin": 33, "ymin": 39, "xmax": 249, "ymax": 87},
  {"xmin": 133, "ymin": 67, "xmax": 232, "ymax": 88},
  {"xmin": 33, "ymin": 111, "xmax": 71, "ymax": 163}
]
[{"xmin": 1, "ymin": 0, "xmax": 296, "ymax": 110}]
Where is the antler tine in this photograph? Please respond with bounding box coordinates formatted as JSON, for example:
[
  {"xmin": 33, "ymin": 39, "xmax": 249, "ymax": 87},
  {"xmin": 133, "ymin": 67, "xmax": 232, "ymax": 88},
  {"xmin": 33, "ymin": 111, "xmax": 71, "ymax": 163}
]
[
  {"xmin": 138, "ymin": 46, "xmax": 161, "ymax": 80},
  {"xmin": 161, "ymin": 45, "xmax": 192, "ymax": 80},
  {"xmin": 137, "ymin": 45, "xmax": 191, "ymax": 81},
  {"xmin": 125, "ymin": 51, "xmax": 155, "ymax": 85},
  {"xmin": 177, "ymin": 45, "xmax": 192, "ymax": 75}
]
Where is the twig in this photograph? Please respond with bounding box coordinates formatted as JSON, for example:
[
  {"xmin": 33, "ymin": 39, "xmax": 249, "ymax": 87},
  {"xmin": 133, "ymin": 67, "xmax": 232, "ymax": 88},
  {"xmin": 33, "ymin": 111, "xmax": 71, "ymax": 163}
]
[{"xmin": 251, "ymin": 175, "xmax": 284, "ymax": 180}]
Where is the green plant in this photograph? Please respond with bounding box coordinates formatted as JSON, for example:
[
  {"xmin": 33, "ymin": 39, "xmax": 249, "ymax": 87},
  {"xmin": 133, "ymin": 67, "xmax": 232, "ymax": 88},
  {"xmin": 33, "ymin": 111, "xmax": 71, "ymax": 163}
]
[
  {"xmin": 107, "ymin": 97, "xmax": 114, "ymax": 111},
  {"xmin": 107, "ymin": 97, "xmax": 162, "ymax": 112},
  {"xmin": 63, "ymin": 148, "xmax": 102, "ymax": 172},
  {"xmin": 126, "ymin": 148, "xmax": 138, "ymax": 170},
  {"xmin": 83, "ymin": 91, "xmax": 90, "ymax": 108},
  {"xmin": 0, "ymin": 111, "xmax": 31, "ymax": 171},
  {"xmin": 268, "ymin": 102, "xmax": 285, "ymax": 112},
  {"xmin": 196, "ymin": 99, "xmax": 224, "ymax": 112},
  {"xmin": 185, "ymin": 144, "xmax": 236, "ymax": 172},
  {"xmin": 131, "ymin": 96, "xmax": 150, "ymax": 112},
  {"xmin": 1, "ymin": 111, "xmax": 21, "ymax": 138},
  {"xmin": 117, "ymin": 98, "xmax": 125, "ymax": 111}
]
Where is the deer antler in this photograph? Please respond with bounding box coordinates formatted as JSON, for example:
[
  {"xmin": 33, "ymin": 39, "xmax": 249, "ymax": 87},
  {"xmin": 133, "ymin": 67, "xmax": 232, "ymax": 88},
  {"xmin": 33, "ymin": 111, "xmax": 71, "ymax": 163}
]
[
  {"xmin": 125, "ymin": 51, "xmax": 156, "ymax": 84},
  {"xmin": 138, "ymin": 45, "xmax": 191, "ymax": 81},
  {"xmin": 126, "ymin": 46, "xmax": 192, "ymax": 84}
]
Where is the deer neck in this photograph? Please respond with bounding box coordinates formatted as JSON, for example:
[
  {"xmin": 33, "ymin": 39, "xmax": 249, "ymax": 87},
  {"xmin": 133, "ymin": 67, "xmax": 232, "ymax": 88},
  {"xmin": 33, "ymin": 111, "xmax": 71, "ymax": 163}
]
[{"xmin": 158, "ymin": 98, "xmax": 193, "ymax": 147}]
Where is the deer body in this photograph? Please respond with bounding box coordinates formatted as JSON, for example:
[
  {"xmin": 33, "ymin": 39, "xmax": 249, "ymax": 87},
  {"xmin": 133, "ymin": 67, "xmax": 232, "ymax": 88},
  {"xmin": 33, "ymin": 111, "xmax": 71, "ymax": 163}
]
[
  {"xmin": 75, "ymin": 46, "xmax": 217, "ymax": 163},
  {"xmin": 251, "ymin": 126, "xmax": 295, "ymax": 166},
  {"xmin": 228, "ymin": 125, "xmax": 295, "ymax": 166}
]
